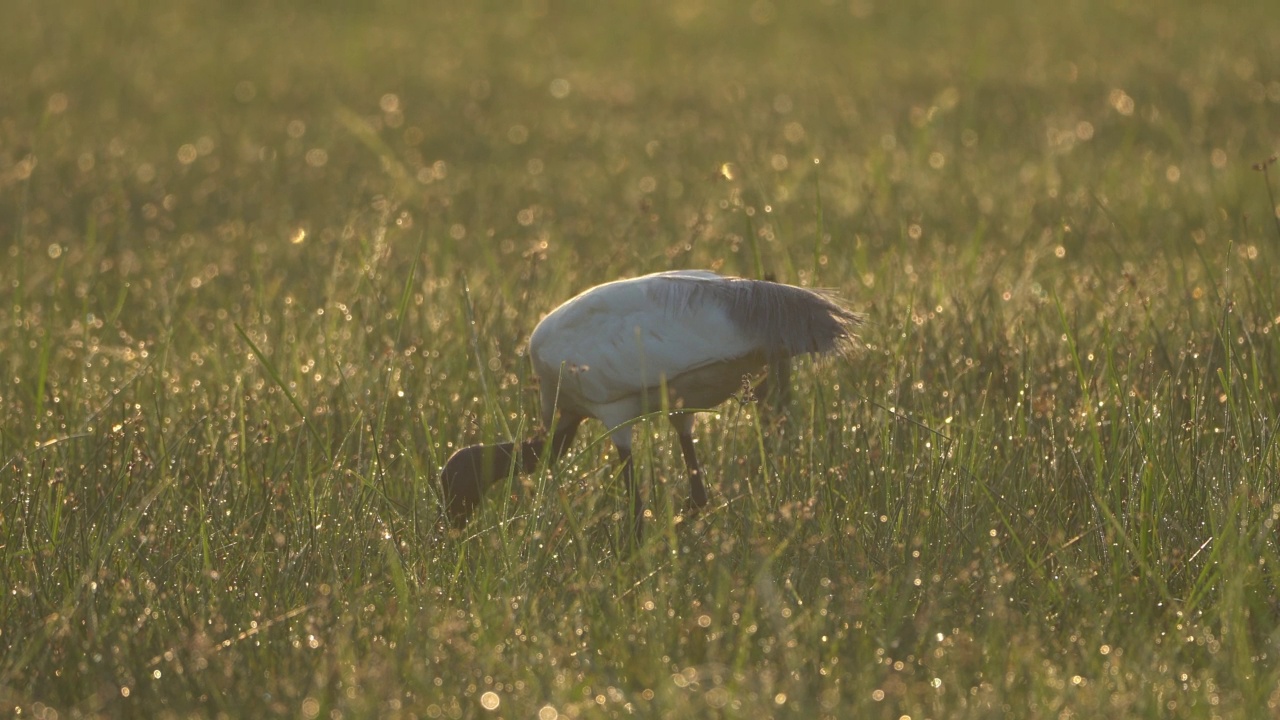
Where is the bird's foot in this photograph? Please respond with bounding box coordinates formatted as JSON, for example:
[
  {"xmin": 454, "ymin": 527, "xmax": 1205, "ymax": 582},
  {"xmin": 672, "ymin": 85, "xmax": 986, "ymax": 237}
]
[{"xmin": 679, "ymin": 496, "xmax": 709, "ymax": 523}]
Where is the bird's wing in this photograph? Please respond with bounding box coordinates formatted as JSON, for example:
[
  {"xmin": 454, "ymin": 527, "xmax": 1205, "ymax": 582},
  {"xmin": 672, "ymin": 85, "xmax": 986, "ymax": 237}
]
[{"xmin": 530, "ymin": 274, "xmax": 760, "ymax": 407}]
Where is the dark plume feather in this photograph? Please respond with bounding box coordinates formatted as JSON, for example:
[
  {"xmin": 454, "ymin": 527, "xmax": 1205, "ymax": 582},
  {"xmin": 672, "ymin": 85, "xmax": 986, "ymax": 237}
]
[{"xmin": 645, "ymin": 274, "xmax": 863, "ymax": 358}]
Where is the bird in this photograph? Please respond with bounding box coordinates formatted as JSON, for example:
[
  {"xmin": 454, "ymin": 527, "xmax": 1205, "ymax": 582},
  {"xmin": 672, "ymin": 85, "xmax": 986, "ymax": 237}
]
[{"xmin": 439, "ymin": 270, "xmax": 861, "ymax": 538}]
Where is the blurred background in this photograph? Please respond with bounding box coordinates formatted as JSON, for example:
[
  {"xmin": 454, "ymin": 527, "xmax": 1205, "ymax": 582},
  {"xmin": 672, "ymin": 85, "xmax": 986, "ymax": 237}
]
[{"xmin": 6, "ymin": 0, "xmax": 1278, "ymax": 295}]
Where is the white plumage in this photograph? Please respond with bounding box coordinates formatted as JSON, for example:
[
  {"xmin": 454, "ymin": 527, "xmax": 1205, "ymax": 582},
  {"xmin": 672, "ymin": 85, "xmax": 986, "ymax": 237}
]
[{"xmin": 440, "ymin": 270, "xmax": 861, "ymax": 535}]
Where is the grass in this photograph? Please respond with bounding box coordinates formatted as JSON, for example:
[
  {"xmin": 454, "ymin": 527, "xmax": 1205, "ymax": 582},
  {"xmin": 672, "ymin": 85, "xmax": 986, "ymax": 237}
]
[{"xmin": 3, "ymin": 0, "xmax": 1280, "ymax": 717}]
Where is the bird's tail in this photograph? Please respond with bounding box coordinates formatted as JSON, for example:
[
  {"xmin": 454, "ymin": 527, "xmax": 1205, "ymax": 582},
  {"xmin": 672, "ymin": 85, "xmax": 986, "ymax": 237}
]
[{"xmin": 697, "ymin": 277, "xmax": 863, "ymax": 358}]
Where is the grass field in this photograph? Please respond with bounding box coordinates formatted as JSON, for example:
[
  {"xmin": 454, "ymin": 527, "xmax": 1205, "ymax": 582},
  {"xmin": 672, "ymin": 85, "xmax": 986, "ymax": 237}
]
[{"xmin": 4, "ymin": 0, "xmax": 1280, "ymax": 717}]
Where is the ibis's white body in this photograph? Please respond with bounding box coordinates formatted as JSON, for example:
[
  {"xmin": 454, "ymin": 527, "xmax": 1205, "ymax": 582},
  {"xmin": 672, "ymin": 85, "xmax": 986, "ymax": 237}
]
[{"xmin": 530, "ymin": 270, "xmax": 766, "ymax": 449}]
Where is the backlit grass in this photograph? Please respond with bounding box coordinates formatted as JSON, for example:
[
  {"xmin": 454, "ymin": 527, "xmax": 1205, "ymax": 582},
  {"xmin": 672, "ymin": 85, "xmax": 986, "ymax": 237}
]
[{"xmin": 3, "ymin": 0, "xmax": 1280, "ymax": 717}]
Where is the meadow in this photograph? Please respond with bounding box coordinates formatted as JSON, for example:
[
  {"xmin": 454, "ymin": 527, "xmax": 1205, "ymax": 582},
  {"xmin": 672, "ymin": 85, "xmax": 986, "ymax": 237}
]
[{"xmin": 3, "ymin": 0, "xmax": 1280, "ymax": 717}]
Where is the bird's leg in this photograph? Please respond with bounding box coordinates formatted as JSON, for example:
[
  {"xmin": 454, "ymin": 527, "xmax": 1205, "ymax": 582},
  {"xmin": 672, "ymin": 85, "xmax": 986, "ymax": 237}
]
[
  {"xmin": 609, "ymin": 425, "xmax": 643, "ymax": 545},
  {"xmin": 546, "ymin": 419, "xmax": 583, "ymax": 463},
  {"xmin": 676, "ymin": 431, "xmax": 708, "ymax": 513},
  {"xmin": 617, "ymin": 444, "xmax": 643, "ymax": 543},
  {"xmin": 670, "ymin": 413, "xmax": 708, "ymax": 517},
  {"xmin": 756, "ymin": 356, "xmax": 793, "ymax": 424}
]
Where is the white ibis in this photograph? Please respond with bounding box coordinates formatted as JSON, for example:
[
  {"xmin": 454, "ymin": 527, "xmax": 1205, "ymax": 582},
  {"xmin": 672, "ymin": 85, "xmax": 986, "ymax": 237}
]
[{"xmin": 439, "ymin": 270, "xmax": 861, "ymax": 535}]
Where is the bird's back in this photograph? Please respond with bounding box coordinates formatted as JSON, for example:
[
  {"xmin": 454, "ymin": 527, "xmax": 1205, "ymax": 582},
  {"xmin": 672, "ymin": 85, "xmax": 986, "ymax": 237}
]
[
  {"xmin": 641, "ymin": 272, "xmax": 859, "ymax": 358},
  {"xmin": 528, "ymin": 271, "xmax": 860, "ymax": 423}
]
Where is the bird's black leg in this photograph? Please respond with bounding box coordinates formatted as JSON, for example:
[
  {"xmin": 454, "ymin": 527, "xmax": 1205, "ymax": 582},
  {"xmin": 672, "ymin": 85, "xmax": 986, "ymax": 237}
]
[
  {"xmin": 670, "ymin": 414, "xmax": 708, "ymax": 517},
  {"xmin": 616, "ymin": 444, "xmax": 643, "ymax": 544},
  {"xmin": 546, "ymin": 419, "xmax": 583, "ymax": 463},
  {"xmin": 677, "ymin": 431, "xmax": 708, "ymax": 513}
]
